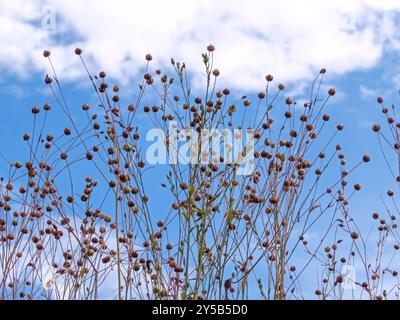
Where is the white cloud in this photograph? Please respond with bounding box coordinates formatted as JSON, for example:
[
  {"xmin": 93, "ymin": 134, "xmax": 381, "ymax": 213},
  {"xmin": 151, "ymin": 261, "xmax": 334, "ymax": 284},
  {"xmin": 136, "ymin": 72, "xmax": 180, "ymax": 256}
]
[
  {"xmin": 1, "ymin": 0, "xmax": 400, "ymax": 91},
  {"xmin": 359, "ymin": 85, "xmax": 380, "ymax": 100}
]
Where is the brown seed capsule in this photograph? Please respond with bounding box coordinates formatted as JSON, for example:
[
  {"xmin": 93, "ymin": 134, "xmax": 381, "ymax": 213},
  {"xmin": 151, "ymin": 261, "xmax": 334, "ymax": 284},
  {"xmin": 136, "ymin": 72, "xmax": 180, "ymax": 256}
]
[
  {"xmin": 156, "ymin": 220, "xmax": 164, "ymax": 228},
  {"xmin": 180, "ymin": 183, "xmax": 188, "ymax": 190},
  {"xmin": 285, "ymin": 97, "xmax": 293, "ymax": 105},
  {"xmin": 207, "ymin": 44, "xmax": 215, "ymax": 52},
  {"xmin": 285, "ymin": 111, "xmax": 292, "ymax": 118},
  {"xmin": 351, "ymin": 231, "xmax": 359, "ymax": 240},
  {"xmin": 372, "ymin": 124, "xmax": 380, "ymax": 132},
  {"xmin": 306, "ymin": 124, "xmax": 313, "ymax": 131},
  {"xmin": 75, "ymin": 48, "xmax": 83, "ymax": 55},
  {"xmin": 266, "ymin": 74, "xmax": 274, "ymax": 82},
  {"xmin": 112, "ymin": 85, "xmax": 119, "ymax": 93},
  {"xmin": 145, "ymin": 53, "xmax": 153, "ymax": 61},
  {"xmin": 243, "ymin": 100, "xmax": 251, "ymax": 107},
  {"xmin": 269, "ymin": 196, "xmax": 278, "ymax": 205},
  {"xmin": 43, "ymin": 50, "xmax": 51, "ymax": 58},
  {"xmin": 45, "ymin": 75, "xmax": 53, "ymax": 84},
  {"xmin": 278, "ymin": 83, "xmax": 285, "ymax": 91},
  {"xmin": 102, "ymin": 256, "xmax": 111, "ymax": 264},
  {"xmin": 377, "ymin": 96, "xmax": 384, "ymax": 104},
  {"xmin": 212, "ymin": 69, "xmax": 220, "ymax": 77},
  {"xmin": 300, "ymin": 115, "xmax": 308, "ymax": 122},
  {"xmin": 362, "ymin": 155, "xmax": 370, "ymax": 163},
  {"xmin": 82, "ymin": 103, "xmax": 89, "ymax": 111},
  {"xmin": 328, "ymin": 88, "xmax": 336, "ymax": 96}
]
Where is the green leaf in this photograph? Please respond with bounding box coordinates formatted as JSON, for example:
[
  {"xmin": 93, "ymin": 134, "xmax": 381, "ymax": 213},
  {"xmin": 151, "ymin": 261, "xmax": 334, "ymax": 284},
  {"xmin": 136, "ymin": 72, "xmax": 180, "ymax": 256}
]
[
  {"xmin": 227, "ymin": 211, "xmax": 235, "ymax": 224},
  {"xmin": 193, "ymin": 205, "xmax": 205, "ymax": 217},
  {"xmin": 241, "ymin": 279, "xmax": 247, "ymax": 297},
  {"xmin": 189, "ymin": 185, "xmax": 195, "ymax": 196},
  {"xmin": 208, "ymin": 192, "xmax": 222, "ymax": 204}
]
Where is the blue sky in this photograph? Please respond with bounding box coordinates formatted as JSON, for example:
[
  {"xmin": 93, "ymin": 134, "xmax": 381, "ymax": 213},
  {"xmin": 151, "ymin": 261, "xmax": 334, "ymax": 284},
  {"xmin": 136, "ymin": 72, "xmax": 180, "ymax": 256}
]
[
  {"xmin": 1, "ymin": 0, "xmax": 400, "ymax": 299},
  {"xmin": 1, "ymin": 0, "xmax": 399, "ymax": 211}
]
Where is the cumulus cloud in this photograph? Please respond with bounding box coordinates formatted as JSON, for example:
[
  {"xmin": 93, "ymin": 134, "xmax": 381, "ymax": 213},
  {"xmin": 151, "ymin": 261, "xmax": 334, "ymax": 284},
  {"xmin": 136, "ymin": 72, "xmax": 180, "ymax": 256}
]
[
  {"xmin": 1, "ymin": 0, "xmax": 400, "ymax": 91},
  {"xmin": 359, "ymin": 85, "xmax": 380, "ymax": 100}
]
